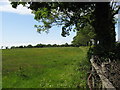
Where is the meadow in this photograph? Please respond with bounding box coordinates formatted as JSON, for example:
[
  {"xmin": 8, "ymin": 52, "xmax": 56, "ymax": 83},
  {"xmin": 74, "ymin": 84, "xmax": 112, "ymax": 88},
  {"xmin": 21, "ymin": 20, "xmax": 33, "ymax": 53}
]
[{"xmin": 2, "ymin": 47, "xmax": 90, "ymax": 88}]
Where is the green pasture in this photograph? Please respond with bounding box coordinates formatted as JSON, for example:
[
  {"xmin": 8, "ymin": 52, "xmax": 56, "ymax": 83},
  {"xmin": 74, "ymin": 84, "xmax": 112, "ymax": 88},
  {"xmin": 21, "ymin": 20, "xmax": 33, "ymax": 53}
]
[{"xmin": 2, "ymin": 47, "xmax": 90, "ymax": 88}]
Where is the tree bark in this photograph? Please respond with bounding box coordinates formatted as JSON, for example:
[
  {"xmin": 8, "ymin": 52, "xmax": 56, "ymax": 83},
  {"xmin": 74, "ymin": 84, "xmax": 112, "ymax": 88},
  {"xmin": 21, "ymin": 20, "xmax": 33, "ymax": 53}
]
[
  {"xmin": 90, "ymin": 56, "xmax": 116, "ymax": 90},
  {"xmin": 93, "ymin": 3, "xmax": 116, "ymax": 52}
]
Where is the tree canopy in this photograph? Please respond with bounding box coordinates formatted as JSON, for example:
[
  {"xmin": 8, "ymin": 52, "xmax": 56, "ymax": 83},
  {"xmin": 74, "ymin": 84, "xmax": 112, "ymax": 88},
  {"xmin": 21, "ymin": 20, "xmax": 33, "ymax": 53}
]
[
  {"xmin": 10, "ymin": 2, "xmax": 96, "ymax": 36},
  {"xmin": 10, "ymin": 1, "xmax": 120, "ymax": 55},
  {"xmin": 72, "ymin": 23, "xmax": 95, "ymax": 46}
]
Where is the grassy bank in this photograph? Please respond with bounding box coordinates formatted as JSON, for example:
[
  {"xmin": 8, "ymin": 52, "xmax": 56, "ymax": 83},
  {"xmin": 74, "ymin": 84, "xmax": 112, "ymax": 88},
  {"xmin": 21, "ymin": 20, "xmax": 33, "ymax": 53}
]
[{"xmin": 2, "ymin": 47, "xmax": 90, "ymax": 88}]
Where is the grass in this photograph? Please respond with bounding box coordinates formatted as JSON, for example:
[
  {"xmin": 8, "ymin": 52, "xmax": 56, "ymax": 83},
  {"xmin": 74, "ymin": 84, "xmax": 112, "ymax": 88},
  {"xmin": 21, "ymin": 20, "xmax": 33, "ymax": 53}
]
[{"xmin": 2, "ymin": 47, "xmax": 90, "ymax": 88}]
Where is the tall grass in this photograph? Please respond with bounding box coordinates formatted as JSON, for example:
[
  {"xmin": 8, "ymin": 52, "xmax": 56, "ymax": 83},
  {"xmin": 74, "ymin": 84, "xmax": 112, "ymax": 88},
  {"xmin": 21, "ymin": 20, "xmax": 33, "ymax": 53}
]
[{"xmin": 2, "ymin": 47, "xmax": 90, "ymax": 88}]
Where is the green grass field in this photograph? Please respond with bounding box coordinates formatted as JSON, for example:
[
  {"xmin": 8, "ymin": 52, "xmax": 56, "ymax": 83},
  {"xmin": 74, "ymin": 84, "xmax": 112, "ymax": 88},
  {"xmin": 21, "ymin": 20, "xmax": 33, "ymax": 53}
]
[{"xmin": 2, "ymin": 47, "xmax": 90, "ymax": 88}]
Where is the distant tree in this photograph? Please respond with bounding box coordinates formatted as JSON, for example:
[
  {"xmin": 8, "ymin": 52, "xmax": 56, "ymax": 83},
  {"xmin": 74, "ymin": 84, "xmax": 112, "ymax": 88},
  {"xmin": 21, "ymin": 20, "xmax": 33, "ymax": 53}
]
[
  {"xmin": 15, "ymin": 46, "xmax": 19, "ymax": 48},
  {"xmin": 11, "ymin": 46, "xmax": 16, "ymax": 49},
  {"xmin": 27, "ymin": 44, "xmax": 33, "ymax": 48},
  {"xmin": 35, "ymin": 44, "xmax": 44, "ymax": 48},
  {"xmin": 47, "ymin": 44, "xmax": 52, "ymax": 47},
  {"xmin": 64, "ymin": 43, "xmax": 69, "ymax": 47},
  {"xmin": 72, "ymin": 24, "xmax": 95, "ymax": 46},
  {"xmin": 1, "ymin": 46, "xmax": 3, "ymax": 49},
  {"xmin": 23, "ymin": 46, "xmax": 27, "ymax": 48},
  {"xmin": 61, "ymin": 44, "xmax": 65, "ymax": 47},
  {"xmin": 19, "ymin": 46, "xmax": 24, "ymax": 48},
  {"xmin": 42, "ymin": 44, "xmax": 46, "ymax": 47},
  {"xmin": 6, "ymin": 46, "xmax": 8, "ymax": 49},
  {"xmin": 53, "ymin": 44, "xmax": 57, "ymax": 47}
]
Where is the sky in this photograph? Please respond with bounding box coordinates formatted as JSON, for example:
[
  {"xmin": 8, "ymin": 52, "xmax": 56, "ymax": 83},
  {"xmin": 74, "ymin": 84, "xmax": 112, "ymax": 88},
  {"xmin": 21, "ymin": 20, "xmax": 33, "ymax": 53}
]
[
  {"xmin": 0, "ymin": 0, "xmax": 120, "ymax": 48},
  {"xmin": 118, "ymin": 10, "xmax": 120, "ymax": 41},
  {"xmin": 0, "ymin": 0, "xmax": 76, "ymax": 48}
]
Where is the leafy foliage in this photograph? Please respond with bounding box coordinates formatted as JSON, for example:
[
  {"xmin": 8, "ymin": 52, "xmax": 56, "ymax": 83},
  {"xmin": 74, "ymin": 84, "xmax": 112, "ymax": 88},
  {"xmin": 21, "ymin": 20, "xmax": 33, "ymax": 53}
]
[
  {"xmin": 87, "ymin": 42, "xmax": 120, "ymax": 62},
  {"xmin": 10, "ymin": 2, "xmax": 120, "ymax": 59},
  {"xmin": 10, "ymin": 2, "xmax": 96, "ymax": 36},
  {"xmin": 72, "ymin": 23, "xmax": 95, "ymax": 46}
]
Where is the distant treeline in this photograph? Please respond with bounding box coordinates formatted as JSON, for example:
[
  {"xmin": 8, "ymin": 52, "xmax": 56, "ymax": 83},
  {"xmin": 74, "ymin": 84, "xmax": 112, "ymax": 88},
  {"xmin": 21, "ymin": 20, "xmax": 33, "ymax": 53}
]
[{"xmin": 10, "ymin": 43, "xmax": 88, "ymax": 49}]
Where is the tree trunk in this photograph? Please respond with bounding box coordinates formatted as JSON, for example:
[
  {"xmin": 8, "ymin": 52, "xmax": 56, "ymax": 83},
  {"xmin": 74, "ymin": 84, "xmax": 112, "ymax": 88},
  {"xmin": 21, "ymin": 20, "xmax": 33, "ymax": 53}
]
[
  {"xmin": 90, "ymin": 56, "xmax": 116, "ymax": 89},
  {"xmin": 93, "ymin": 2, "xmax": 115, "ymax": 52}
]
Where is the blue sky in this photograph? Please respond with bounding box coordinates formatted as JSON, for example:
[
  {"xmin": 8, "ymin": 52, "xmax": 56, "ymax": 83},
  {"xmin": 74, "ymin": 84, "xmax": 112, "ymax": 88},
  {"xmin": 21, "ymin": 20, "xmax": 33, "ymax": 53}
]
[
  {"xmin": 2, "ymin": 12, "xmax": 76, "ymax": 47},
  {"xmin": 0, "ymin": 0, "xmax": 76, "ymax": 48},
  {"xmin": 0, "ymin": 0, "xmax": 119, "ymax": 48}
]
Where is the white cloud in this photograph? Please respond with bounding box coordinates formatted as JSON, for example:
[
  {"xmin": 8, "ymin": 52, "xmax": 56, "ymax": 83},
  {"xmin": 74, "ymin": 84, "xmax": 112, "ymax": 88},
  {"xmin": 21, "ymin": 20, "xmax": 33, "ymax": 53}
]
[
  {"xmin": 0, "ymin": 0, "xmax": 33, "ymax": 15},
  {"xmin": 0, "ymin": 0, "xmax": 9, "ymax": 3}
]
